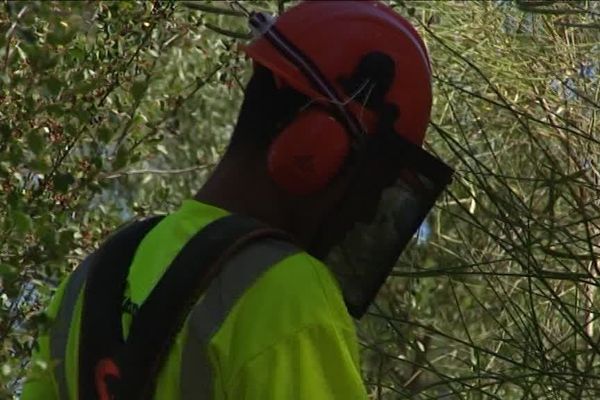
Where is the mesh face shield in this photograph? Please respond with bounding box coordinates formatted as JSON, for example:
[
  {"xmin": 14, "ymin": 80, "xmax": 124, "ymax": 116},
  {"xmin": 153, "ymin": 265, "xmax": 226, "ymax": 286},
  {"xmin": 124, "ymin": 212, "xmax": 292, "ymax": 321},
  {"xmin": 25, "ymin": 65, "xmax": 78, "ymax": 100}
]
[{"xmin": 319, "ymin": 132, "xmax": 453, "ymax": 318}]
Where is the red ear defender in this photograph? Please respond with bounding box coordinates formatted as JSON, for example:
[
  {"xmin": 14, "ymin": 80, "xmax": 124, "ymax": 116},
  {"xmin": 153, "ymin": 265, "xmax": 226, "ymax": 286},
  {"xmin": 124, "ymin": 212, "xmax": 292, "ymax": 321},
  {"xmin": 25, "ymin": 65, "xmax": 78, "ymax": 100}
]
[{"xmin": 268, "ymin": 109, "xmax": 350, "ymax": 195}]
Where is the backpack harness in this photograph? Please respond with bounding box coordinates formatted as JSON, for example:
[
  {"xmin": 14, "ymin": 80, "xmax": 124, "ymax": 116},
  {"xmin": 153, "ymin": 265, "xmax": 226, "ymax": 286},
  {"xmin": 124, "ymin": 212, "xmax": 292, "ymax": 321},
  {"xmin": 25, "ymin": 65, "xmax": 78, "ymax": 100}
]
[{"xmin": 76, "ymin": 214, "xmax": 291, "ymax": 400}]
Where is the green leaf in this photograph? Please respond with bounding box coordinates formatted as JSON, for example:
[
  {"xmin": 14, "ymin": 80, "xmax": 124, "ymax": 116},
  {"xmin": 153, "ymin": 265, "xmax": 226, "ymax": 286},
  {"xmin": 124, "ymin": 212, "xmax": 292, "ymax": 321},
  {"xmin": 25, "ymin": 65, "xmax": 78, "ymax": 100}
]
[
  {"xmin": 0, "ymin": 123, "xmax": 11, "ymax": 138},
  {"xmin": 58, "ymin": 230, "xmax": 74, "ymax": 247},
  {"xmin": 26, "ymin": 129, "xmax": 46, "ymax": 155},
  {"xmin": 53, "ymin": 172, "xmax": 75, "ymax": 192},
  {"xmin": 42, "ymin": 76, "xmax": 63, "ymax": 97},
  {"xmin": 2, "ymin": 364, "xmax": 12, "ymax": 377},
  {"xmin": 0, "ymin": 264, "xmax": 18, "ymax": 280},
  {"xmin": 12, "ymin": 210, "xmax": 33, "ymax": 234},
  {"xmin": 68, "ymin": 47, "xmax": 86, "ymax": 62},
  {"xmin": 16, "ymin": 27, "xmax": 37, "ymax": 44},
  {"xmin": 22, "ymin": 44, "xmax": 58, "ymax": 71},
  {"xmin": 92, "ymin": 155, "xmax": 103, "ymax": 169},
  {"xmin": 0, "ymin": 162, "xmax": 9, "ymax": 178},
  {"xmin": 98, "ymin": 126, "xmax": 115, "ymax": 143},
  {"xmin": 64, "ymin": 123, "xmax": 77, "ymax": 136},
  {"xmin": 44, "ymin": 103, "xmax": 65, "ymax": 116},
  {"xmin": 15, "ymin": 43, "xmax": 27, "ymax": 62},
  {"xmin": 131, "ymin": 79, "xmax": 147, "ymax": 102},
  {"xmin": 130, "ymin": 152, "xmax": 141, "ymax": 164},
  {"xmin": 29, "ymin": 158, "xmax": 51, "ymax": 174},
  {"xmin": 74, "ymin": 81, "xmax": 96, "ymax": 95},
  {"xmin": 9, "ymin": 145, "xmax": 24, "ymax": 164},
  {"xmin": 47, "ymin": 24, "xmax": 75, "ymax": 46},
  {"xmin": 156, "ymin": 144, "xmax": 168, "ymax": 155},
  {"xmin": 7, "ymin": 191, "xmax": 19, "ymax": 209},
  {"xmin": 114, "ymin": 146, "xmax": 130, "ymax": 170},
  {"xmin": 75, "ymin": 108, "xmax": 91, "ymax": 124},
  {"xmin": 39, "ymin": 226, "xmax": 57, "ymax": 248}
]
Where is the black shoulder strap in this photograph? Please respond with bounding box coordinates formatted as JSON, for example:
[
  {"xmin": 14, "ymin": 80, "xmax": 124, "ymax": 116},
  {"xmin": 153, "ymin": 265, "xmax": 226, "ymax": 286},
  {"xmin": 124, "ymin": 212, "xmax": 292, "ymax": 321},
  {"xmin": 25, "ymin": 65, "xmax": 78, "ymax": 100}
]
[
  {"xmin": 79, "ymin": 215, "xmax": 165, "ymax": 400},
  {"xmin": 120, "ymin": 214, "xmax": 290, "ymax": 399},
  {"xmin": 79, "ymin": 214, "xmax": 291, "ymax": 400}
]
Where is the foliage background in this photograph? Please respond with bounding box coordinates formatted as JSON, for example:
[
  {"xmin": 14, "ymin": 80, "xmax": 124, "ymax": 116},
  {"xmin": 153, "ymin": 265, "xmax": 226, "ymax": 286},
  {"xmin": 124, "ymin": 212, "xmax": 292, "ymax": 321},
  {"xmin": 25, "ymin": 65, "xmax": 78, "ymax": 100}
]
[{"xmin": 1, "ymin": 0, "xmax": 599, "ymax": 398}]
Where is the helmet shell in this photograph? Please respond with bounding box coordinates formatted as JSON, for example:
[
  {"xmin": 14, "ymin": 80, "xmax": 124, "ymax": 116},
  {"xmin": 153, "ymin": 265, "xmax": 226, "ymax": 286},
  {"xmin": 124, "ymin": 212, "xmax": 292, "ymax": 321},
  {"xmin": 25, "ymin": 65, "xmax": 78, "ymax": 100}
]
[{"xmin": 243, "ymin": 0, "xmax": 432, "ymax": 146}]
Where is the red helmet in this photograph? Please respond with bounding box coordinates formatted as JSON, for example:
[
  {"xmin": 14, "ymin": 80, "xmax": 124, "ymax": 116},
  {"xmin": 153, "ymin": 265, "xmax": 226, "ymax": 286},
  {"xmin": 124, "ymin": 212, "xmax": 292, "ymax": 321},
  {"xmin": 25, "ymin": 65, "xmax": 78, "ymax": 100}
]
[{"xmin": 244, "ymin": 0, "xmax": 432, "ymax": 146}]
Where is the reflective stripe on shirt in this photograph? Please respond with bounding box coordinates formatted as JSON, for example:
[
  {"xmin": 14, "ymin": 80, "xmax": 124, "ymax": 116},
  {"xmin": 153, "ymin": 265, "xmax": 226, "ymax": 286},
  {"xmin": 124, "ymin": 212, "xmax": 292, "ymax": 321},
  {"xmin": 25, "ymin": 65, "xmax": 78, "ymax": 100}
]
[
  {"xmin": 180, "ymin": 239, "xmax": 298, "ymax": 399},
  {"xmin": 49, "ymin": 257, "xmax": 92, "ymax": 400}
]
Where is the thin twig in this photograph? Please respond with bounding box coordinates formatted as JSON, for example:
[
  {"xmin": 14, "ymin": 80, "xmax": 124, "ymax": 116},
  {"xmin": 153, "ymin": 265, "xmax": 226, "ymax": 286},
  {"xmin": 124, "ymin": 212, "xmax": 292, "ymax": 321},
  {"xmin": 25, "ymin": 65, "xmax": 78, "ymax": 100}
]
[
  {"xmin": 103, "ymin": 165, "xmax": 212, "ymax": 179},
  {"xmin": 204, "ymin": 23, "xmax": 252, "ymax": 40},
  {"xmin": 2, "ymin": 5, "xmax": 29, "ymax": 73},
  {"xmin": 181, "ymin": 2, "xmax": 246, "ymax": 17}
]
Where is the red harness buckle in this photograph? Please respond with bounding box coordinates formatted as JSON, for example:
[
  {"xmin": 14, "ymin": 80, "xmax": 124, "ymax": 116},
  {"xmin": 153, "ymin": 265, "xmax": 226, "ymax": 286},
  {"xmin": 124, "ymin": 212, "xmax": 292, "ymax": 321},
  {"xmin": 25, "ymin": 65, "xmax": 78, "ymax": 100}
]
[{"xmin": 95, "ymin": 357, "xmax": 121, "ymax": 400}]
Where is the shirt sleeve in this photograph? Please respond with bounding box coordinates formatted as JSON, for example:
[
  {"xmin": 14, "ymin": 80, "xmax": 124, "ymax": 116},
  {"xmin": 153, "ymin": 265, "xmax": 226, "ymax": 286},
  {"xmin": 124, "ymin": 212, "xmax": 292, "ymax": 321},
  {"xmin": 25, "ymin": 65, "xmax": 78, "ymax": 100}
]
[
  {"xmin": 20, "ymin": 279, "xmax": 68, "ymax": 400},
  {"xmin": 226, "ymin": 322, "xmax": 368, "ymax": 400}
]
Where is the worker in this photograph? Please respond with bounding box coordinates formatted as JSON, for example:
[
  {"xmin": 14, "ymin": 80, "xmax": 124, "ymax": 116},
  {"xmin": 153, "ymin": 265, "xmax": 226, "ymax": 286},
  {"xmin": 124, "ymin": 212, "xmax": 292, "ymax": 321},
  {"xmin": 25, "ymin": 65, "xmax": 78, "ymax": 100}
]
[{"xmin": 22, "ymin": 1, "xmax": 452, "ymax": 399}]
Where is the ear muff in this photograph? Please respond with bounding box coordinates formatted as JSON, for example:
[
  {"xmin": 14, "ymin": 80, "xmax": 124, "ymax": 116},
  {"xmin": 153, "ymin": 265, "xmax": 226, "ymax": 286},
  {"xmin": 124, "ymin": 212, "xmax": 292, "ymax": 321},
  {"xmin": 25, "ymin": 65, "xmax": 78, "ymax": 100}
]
[{"xmin": 268, "ymin": 108, "xmax": 350, "ymax": 195}]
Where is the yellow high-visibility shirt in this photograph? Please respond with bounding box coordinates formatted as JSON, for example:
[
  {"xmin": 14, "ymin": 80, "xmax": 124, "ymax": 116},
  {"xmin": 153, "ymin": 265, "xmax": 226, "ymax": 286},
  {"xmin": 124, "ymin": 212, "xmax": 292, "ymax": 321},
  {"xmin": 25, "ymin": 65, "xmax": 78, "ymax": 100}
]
[{"xmin": 21, "ymin": 199, "xmax": 368, "ymax": 399}]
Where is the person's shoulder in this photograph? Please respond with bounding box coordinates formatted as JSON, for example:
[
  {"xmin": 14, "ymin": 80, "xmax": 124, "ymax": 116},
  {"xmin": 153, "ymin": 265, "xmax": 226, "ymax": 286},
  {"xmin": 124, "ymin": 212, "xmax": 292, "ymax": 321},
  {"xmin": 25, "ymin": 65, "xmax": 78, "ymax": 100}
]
[
  {"xmin": 208, "ymin": 242, "xmax": 358, "ymax": 381},
  {"xmin": 275, "ymin": 250, "xmax": 346, "ymax": 314},
  {"xmin": 231, "ymin": 244, "xmax": 352, "ymax": 331}
]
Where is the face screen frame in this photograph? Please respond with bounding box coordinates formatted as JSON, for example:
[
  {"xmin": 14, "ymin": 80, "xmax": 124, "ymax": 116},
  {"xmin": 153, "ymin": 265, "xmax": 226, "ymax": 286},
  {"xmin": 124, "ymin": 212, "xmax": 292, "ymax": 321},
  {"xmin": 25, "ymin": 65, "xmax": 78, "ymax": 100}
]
[{"xmin": 325, "ymin": 132, "xmax": 454, "ymax": 318}]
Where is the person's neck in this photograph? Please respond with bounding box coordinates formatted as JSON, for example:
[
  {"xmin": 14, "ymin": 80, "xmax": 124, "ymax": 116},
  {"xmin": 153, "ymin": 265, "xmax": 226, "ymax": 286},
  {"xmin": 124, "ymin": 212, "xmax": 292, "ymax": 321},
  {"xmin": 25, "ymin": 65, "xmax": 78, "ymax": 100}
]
[{"xmin": 194, "ymin": 158, "xmax": 292, "ymax": 234}]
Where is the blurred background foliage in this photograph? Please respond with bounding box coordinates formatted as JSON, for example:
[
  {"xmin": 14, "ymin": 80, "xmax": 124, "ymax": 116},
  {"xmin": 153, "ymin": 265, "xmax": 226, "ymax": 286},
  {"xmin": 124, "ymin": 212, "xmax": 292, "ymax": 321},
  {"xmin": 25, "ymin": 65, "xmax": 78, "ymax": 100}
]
[{"xmin": 1, "ymin": 0, "xmax": 599, "ymax": 398}]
